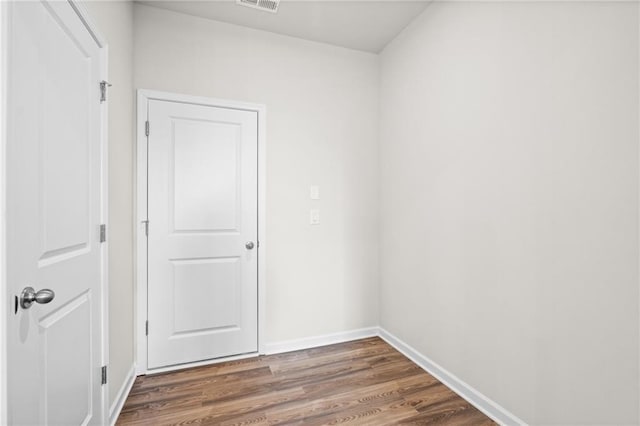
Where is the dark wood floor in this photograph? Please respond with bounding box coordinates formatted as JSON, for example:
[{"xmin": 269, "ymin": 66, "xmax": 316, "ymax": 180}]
[{"xmin": 117, "ymin": 337, "xmax": 495, "ymax": 425}]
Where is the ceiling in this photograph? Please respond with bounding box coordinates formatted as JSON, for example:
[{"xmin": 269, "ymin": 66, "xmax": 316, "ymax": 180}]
[{"xmin": 135, "ymin": 0, "xmax": 431, "ymax": 53}]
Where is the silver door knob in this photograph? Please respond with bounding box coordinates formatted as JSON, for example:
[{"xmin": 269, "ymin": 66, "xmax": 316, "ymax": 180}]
[
  {"xmin": 245, "ymin": 241, "xmax": 255, "ymax": 250},
  {"xmin": 19, "ymin": 286, "xmax": 55, "ymax": 309}
]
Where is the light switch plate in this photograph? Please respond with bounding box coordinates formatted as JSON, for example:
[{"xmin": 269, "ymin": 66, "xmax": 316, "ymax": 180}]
[
  {"xmin": 310, "ymin": 209, "xmax": 320, "ymax": 225},
  {"xmin": 310, "ymin": 185, "xmax": 320, "ymax": 200}
]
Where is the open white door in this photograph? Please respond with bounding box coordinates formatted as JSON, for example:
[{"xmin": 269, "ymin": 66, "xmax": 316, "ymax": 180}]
[
  {"xmin": 145, "ymin": 98, "xmax": 258, "ymax": 369},
  {"xmin": 6, "ymin": 1, "xmax": 106, "ymax": 424}
]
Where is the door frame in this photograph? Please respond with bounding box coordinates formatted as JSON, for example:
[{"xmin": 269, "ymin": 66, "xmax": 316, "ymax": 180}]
[
  {"xmin": 0, "ymin": 0, "xmax": 109, "ymax": 423},
  {"xmin": 135, "ymin": 89, "xmax": 267, "ymax": 374}
]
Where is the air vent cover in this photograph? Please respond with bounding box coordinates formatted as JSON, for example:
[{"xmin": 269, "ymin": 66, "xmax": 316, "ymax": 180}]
[{"xmin": 236, "ymin": 0, "xmax": 280, "ymax": 13}]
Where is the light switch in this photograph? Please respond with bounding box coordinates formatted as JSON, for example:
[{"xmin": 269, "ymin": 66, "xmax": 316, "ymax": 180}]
[
  {"xmin": 310, "ymin": 185, "xmax": 320, "ymax": 200},
  {"xmin": 310, "ymin": 209, "xmax": 320, "ymax": 225}
]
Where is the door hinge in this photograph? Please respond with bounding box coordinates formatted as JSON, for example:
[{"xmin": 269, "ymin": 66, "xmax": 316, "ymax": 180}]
[
  {"xmin": 99, "ymin": 224, "xmax": 107, "ymax": 243},
  {"xmin": 142, "ymin": 220, "xmax": 149, "ymax": 236},
  {"xmin": 101, "ymin": 365, "xmax": 107, "ymax": 385},
  {"xmin": 145, "ymin": 320, "xmax": 149, "ymax": 336},
  {"xmin": 99, "ymin": 80, "xmax": 112, "ymax": 103},
  {"xmin": 145, "ymin": 121, "xmax": 150, "ymax": 137}
]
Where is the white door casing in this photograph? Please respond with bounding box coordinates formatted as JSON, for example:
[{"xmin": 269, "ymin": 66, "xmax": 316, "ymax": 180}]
[
  {"xmin": 143, "ymin": 96, "xmax": 263, "ymax": 370},
  {"xmin": 5, "ymin": 1, "xmax": 107, "ymax": 424}
]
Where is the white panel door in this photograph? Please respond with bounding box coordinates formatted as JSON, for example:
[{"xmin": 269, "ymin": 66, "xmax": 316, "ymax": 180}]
[
  {"xmin": 6, "ymin": 1, "xmax": 105, "ymax": 425},
  {"xmin": 147, "ymin": 99, "xmax": 258, "ymax": 369}
]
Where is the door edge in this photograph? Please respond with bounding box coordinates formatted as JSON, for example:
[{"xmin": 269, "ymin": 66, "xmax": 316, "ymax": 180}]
[
  {"xmin": 0, "ymin": 1, "xmax": 9, "ymax": 423},
  {"xmin": 68, "ymin": 3, "xmax": 110, "ymax": 423}
]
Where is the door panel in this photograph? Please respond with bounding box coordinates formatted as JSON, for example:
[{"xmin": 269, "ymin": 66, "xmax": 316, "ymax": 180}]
[
  {"xmin": 171, "ymin": 257, "xmax": 241, "ymax": 333},
  {"xmin": 40, "ymin": 293, "xmax": 92, "ymax": 425},
  {"xmin": 147, "ymin": 100, "xmax": 258, "ymax": 369},
  {"xmin": 6, "ymin": 1, "xmax": 104, "ymax": 424},
  {"xmin": 39, "ymin": 0, "xmax": 92, "ymax": 260},
  {"xmin": 172, "ymin": 119, "xmax": 241, "ymax": 232}
]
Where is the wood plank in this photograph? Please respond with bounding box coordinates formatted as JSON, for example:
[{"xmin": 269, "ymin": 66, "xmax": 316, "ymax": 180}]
[
  {"xmin": 267, "ymin": 382, "xmax": 405, "ymax": 425},
  {"xmin": 116, "ymin": 337, "xmax": 496, "ymax": 425}
]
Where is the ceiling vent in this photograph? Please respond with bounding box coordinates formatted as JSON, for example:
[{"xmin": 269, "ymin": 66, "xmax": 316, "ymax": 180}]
[{"xmin": 236, "ymin": 0, "xmax": 280, "ymax": 14}]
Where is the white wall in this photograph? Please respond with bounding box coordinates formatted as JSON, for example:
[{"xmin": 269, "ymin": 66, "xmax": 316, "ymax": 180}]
[
  {"xmin": 81, "ymin": 0, "xmax": 135, "ymax": 408},
  {"xmin": 134, "ymin": 4, "xmax": 380, "ymax": 344},
  {"xmin": 379, "ymin": 2, "xmax": 639, "ymax": 424}
]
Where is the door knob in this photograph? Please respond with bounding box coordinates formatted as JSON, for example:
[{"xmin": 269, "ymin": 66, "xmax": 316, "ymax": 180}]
[
  {"xmin": 245, "ymin": 241, "xmax": 255, "ymax": 250},
  {"xmin": 19, "ymin": 286, "xmax": 55, "ymax": 309}
]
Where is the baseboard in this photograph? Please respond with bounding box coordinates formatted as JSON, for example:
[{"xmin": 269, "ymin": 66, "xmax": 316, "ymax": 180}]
[
  {"xmin": 377, "ymin": 328, "xmax": 526, "ymax": 426},
  {"xmin": 109, "ymin": 364, "xmax": 137, "ymax": 426},
  {"xmin": 263, "ymin": 327, "xmax": 379, "ymax": 355}
]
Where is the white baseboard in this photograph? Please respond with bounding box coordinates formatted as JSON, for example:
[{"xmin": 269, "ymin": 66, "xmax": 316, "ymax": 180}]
[
  {"xmin": 109, "ymin": 364, "xmax": 137, "ymax": 426},
  {"xmin": 263, "ymin": 327, "xmax": 379, "ymax": 355},
  {"xmin": 377, "ymin": 328, "xmax": 526, "ymax": 426}
]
